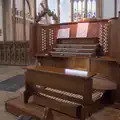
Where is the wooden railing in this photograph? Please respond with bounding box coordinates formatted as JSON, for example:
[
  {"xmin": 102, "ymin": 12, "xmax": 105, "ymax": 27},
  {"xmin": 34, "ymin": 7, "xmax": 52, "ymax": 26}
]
[
  {"xmin": 0, "ymin": 41, "xmax": 34, "ymax": 65},
  {"xmin": 0, "ymin": 16, "xmax": 34, "ymax": 65}
]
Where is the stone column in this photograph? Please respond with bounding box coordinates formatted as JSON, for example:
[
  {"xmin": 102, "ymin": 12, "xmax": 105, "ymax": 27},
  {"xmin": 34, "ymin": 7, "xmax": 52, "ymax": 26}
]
[
  {"xmin": 12, "ymin": 0, "xmax": 16, "ymax": 42},
  {"xmin": 96, "ymin": 0, "xmax": 102, "ymax": 18},
  {"xmin": 85, "ymin": 0, "xmax": 88, "ymax": 18},
  {"xmin": 23, "ymin": 0, "xmax": 26, "ymax": 41},
  {"xmin": 57, "ymin": 0, "xmax": 60, "ymax": 23},
  {"xmin": 114, "ymin": 0, "xmax": 117, "ymax": 17},
  {"xmin": 70, "ymin": 0, "xmax": 74, "ymax": 22},
  {"xmin": 33, "ymin": 0, "xmax": 36, "ymax": 23},
  {"xmin": 0, "ymin": 0, "xmax": 3, "ymax": 41}
]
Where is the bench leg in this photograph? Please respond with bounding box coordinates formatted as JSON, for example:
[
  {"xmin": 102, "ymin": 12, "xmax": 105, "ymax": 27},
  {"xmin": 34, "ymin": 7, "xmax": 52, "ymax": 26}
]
[
  {"xmin": 24, "ymin": 90, "xmax": 32, "ymax": 104},
  {"xmin": 42, "ymin": 108, "xmax": 53, "ymax": 120},
  {"xmin": 80, "ymin": 107, "xmax": 86, "ymax": 120}
]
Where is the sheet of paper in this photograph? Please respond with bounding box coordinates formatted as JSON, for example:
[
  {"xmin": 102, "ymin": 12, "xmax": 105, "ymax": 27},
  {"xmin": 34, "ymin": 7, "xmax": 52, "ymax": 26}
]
[
  {"xmin": 76, "ymin": 23, "xmax": 89, "ymax": 38},
  {"xmin": 65, "ymin": 69, "xmax": 88, "ymax": 77},
  {"xmin": 57, "ymin": 28, "xmax": 70, "ymax": 38}
]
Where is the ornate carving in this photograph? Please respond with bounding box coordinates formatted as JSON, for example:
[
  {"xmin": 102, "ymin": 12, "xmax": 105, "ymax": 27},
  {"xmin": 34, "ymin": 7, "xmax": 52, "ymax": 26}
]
[{"xmin": 0, "ymin": 41, "xmax": 32, "ymax": 65}]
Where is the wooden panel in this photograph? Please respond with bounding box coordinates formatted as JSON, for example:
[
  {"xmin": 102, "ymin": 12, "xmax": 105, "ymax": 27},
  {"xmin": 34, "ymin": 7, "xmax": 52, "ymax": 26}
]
[
  {"xmin": 6, "ymin": 96, "xmax": 77, "ymax": 120},
  {"xmin": 0, "ymin": 41, "xmax": 33, "ymax": 65},
  {"xmin": 90, "ymin": 59, "xmax": 120, "ymax": 101},
  {"xmin": 87, "ymin": 23, "xmax": 100, "ymax": 37},
  {"xmin": 29, "ymin": 23, "xmax": 37, "ymax": 56},
  {"xmin": 25, "ymin": 66, "xmax": 93, "ymax": 104},
  {"xmin": 38, "ymin": 56, "xmax": 90, "ymax": 70},
  {"xmin": 90, "ymin": 59, "xmax": 119, "ymax": 81},
  {"xmin": 109, "ymin": 19, "xmax": 120, "ymax": 63},
  {"xmin": 33, "ymin": 95, "xmax": 81, "ymax": 118},
  {"xmin": 25, "ymin": 70, "xmax": 87, "ymax": 95}
]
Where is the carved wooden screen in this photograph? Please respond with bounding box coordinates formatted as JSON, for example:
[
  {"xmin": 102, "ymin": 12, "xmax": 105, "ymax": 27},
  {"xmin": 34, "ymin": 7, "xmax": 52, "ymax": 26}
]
[{"xmin": 0, "ymin": 41, "xmax": 30, "ymax": 65}]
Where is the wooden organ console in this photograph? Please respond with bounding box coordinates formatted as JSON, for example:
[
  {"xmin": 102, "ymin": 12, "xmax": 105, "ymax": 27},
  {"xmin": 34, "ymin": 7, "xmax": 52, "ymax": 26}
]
[
  {"xmin": 29, "ymin": 19, "xmax": 119, "ymax": 80},
  {"xmin": 6, "ymin": 18, "xmax": 120, "ymax": 120}
]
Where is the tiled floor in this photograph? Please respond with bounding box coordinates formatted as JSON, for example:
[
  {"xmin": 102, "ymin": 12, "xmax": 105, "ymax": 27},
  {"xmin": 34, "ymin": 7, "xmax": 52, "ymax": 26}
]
[
  {"xmin": 0, "ymin": 65, "xmax": 120, "ymax": 120},
  {"xmin": 0, "ymin": 65, "xmax": 24, "ymax": 82},
  {"xmin": 0, "ymin": 65, "xmax": 24, "ymax": 120}
]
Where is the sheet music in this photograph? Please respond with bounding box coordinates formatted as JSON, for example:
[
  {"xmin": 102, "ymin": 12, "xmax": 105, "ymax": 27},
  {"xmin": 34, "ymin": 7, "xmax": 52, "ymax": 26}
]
[
  {"xmin": 76, "ymin": 23, "xmax": 89, "ymax": 38},
  {"xmin": 57, "ymin": 28, "xmax": 70, "ymax": 38}
]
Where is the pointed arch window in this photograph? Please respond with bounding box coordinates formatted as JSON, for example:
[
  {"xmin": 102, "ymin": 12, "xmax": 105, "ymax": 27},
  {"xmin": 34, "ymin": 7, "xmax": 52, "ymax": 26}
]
[{"xmin": 73, "ymin": 0, "xmax": 96, "ymax": 21}]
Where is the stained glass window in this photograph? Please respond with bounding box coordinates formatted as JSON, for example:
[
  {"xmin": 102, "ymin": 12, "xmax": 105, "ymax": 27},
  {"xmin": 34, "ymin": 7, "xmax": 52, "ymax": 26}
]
[
  {"xmin": 87, "ymin": 0, "xmax": 96, "ymax": 18},
  {"xmin": 73, "ymin": 0, "xmax": 96, "ymax": 21}
]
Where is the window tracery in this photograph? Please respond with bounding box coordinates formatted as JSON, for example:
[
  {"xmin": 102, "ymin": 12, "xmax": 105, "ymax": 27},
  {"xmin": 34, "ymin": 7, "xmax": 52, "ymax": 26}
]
[
  {"xmin": 45, "ymin": 0, "xmax": 98, "ymax": 23},
  {"xmin": 73, "ymin": 0, "xmax": 96, "ymax": 21}
]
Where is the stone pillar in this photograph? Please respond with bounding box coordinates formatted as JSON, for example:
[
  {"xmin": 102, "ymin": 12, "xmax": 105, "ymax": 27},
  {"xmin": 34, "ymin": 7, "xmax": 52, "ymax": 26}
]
[
  {"xmin": 12, "ymin": 0, "xmax": 16, "ymax": 42},
  {"xmin": 23, "ymin": 0, "xmax": 26, "ymax": 41},
  {"xmin": 57, "ymin": 0, "xmax": 60, "ymax": 23},
  {"xmin": 85, "ymin": 0, "xmax": 88, "ymax": 18},
  {"xmin": 0, "ymin": 0, "xmax": 3, "ymax": 41},
  {"xmin": 96, "ymin": 0, "xmax": 102, "ymax": 18},
  {"xmin": 33, "ymin": 0, "xmax": 36, "ymax": 22},
  {"xmin": 71, "ymin": 0, "xmax": 73, "ymax": 22},
  {"xmin": 114, "ymin": 0, "xmax": 117, "ymax": 17}
]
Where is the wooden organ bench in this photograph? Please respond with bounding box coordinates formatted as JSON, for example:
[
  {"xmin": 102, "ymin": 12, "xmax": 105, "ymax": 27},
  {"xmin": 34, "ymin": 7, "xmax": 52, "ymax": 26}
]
[{"xmin": 24, "ymin": 66, "xmax": 104, "ymax": 120}]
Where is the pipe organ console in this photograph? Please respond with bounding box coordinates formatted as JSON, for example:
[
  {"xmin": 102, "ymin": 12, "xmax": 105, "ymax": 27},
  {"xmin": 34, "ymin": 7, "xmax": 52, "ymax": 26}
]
[{"xmin": 23, "ymin": 18, "xmax": 120, "ymax": 120}]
